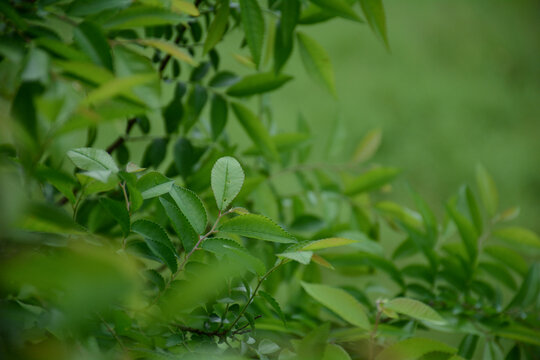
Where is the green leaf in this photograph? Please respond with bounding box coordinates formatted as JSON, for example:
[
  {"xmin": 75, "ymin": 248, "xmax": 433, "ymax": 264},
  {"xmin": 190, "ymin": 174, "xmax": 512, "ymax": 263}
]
[
  {"xmin": 169, "ymin": 185, "xmax": 207, "ymax": 234},
  {"xmin": 274, "ymin": 0, "xmax": 300, "ymax": 73},
  {"xmin": 484, "ymin": 245, "xmax": 528, "ymax": 276},
  {"xmin": 171, "ymin": 0, "xmax": 200, "ymax": 16},
  {"xmin": 219, "ymin": 214, "xmax": 296, "ymax": 243},
  {"xmin": 211, "ymin": 156, "xmax": 245, "ymax": 211},
  {"xmin": 383, "ymin": 298, "xmax": 445, "ymax": 324},
  {"xmin": 159, "ymin": 197, "xmax": 199, "ymax": 253},
  {"xmin": 294, "ymin": 324, "xmax": 330, "ymax": 360},
  {"xmin": 447, "ymin": 203, "xmax": 478, "ymax": 262},
  {"xmin": 140, "ymin": 39, "xmax": 197, "ymax": 66},
  {"xmin": 323, "ymin": 344, "xmax": 351, "ymax": 360},
  {"xmin": 476, "ymin": 164, "xmax": 498, "ymax": 217},
  {"xmin": 259, "ymin": 290, "xmax": 286, "ymax": 325},
  {"xmin": 458, "ymin": 334, "xmax": 479, "ymax": 360},
  {"xmin": 226, "ymin": 72, "xmax": 293, "ymax": 97},
  {"xmin": 231, "ymin": 103, "xmax": 279, "ymax": 161},
  {"xmin": 493, "ymin": 227, "xmax": 540, "ymax": 250},
  {"xmin": 99, "ymin": 198, "xmax": 130, "ymax": 238},
  {"xmin": 68, "ymin": 0, "xmax": 131, "ymax": 16},
  {"xmin": 478, "ymin": 262, "xmax": 517, "ymax": 290},
  {"xmin": 82, "ymin": 73, "xmax": 156, "ymax": 107},
  {"xmin": 301, "ymin": 237, "xmax": 359, "ymax": 251},
  {"xmin": 462, "ymin": 185, "xmax": 483, "ymax": 234},
  {"xmin": 103, "ymin": 5, "xmax": 185, "ymax": 30},
  {"xmin": 345, "ymin": 167, "xmax": 400, "ymax": 196},
  {"xmin": 301, "ymin": 282, "xmax": 370, "ymax": 330},
  {"xmin": 132, "ymin": 219, "xmax": 178, "ymax": 272},
  {"xmin": 297, "ymin": 32, "xmax": 336, "ymax": 97},
  {"xmin": 67, "ymin": 147, "xmax": 119, "ymax": 173},
  {"xmin": 494, "ymin": 324, "xmax": 540, "ymax": 346},
  {"xmin": 376, "ymin": 338, "xmax": 456, "ymax": 360},
  {"xmin": 239, "ymin": 0, "xmax": 265, "ymax": 66},
  {"xmin": 358, "ymin": 0, "xmax": 389, "ymax": 47},
  {"xmin": 210, "ymin": 94, "xmax": 228, "ymax": 140},
  {"xmin": 244, "ymin": 132, "xmax": 310, "ymax": 156},
  {"xmin": 506, "ymin": 263, "xmax": 540, "ymax": 309},
  {"xmin": 73, "ymin": 21, "xmax": 113, "ymax": 70},
  {"xmin": 136, "ymin": 172, "xmax": 174, "ymax": 199},
  {"xmin": 278, "ymin": 251, "xmax": 313, "ymax": 264},
  {"xmin": 142, "ymin": 138, "xmax": 168, "ymax": 169},
  {"xmin": 310, "ymin": 0, "xmax": 362, "ymax": 22},
  {"xmin": 353, "ymin": 128, "xmax": 382, "ymax": 163},
  {"xmin": 35, "ymin": 166, "xmax": 77, "ymax": 204},
  {"xmin": 203, "ymin": 0, "xmax": 230, "ymax": 54}
]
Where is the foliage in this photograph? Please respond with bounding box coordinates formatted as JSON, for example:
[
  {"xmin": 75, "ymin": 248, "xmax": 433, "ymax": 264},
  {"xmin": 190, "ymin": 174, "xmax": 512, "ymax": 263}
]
[{"xmin": 0, "ymin": 0, "xmax": 539, "ymax": 359}]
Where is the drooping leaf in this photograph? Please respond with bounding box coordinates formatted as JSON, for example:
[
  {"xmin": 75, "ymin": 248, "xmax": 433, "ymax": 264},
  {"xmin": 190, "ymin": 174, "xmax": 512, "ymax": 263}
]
[
  {"xmin": 310, "ymin": 0, "xmax": 362, "ymax": 22},
  {"xmin": 239, "ymin": 0, "xmax": 265, "ymax": 66},
  {"xmin": 383, "ymin": 297, "xmax": 445, "ymax": 324},
  {"xmin": 226, "ymin": 72, "xmax": 293, "ymax": 97},
  {"xmin": 231, "ymin": 103, "xmax": 279, "ymax": 161},
  {"xmin": 132, "ymin": 219, "xmax": 178, "ymax": 272},
  {"xmin": 99, "ymin": 198, "xmax": 130, "ymax": 238},
  {"xmin": 358, "ymin": 0, "xmax": 388, "ymax": 47},
  {"xmin": 211, "ymin": 156, "xmax": 245, "ymax": 211},
  {"xmin": 159, "ymin": 197, "xmax": 199, "ymax": 253},
  {"xmin": 301, "ymin": 282, "xmax": 370, "ymax": 330},
  {"xmin": 210, "ymin": 94, "xmax": 228, "ymax": 140},
  {"xmin": 67, "ymin": 147, "xmax": 119, "ymax": 173},
  {"xmin": 376, "ymin": 338, "xmax": 456, "ymax": 360},
  {"xmin": 203, "ymin": 0, "xmax": 230, "ymax": 54},
  {"xmin": 169, "ymin": 185, "xmax": 207, "ymax": 234},
  {"xmin": 345, "ymin": 167, "xmax": 400, "ymax": 196},
  {"xmin": 219, "ymin": 214, "xmax": 296, "ymax": 243},
  {"xmin": 297, "ymin": 32, "xmax": 336, "ymax": 97}
]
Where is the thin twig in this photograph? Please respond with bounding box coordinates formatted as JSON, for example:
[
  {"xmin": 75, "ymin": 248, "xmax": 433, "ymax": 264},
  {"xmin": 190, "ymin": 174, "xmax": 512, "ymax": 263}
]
[{"xmin": 97, "ymin": 313, "xmax": 128, "ymax": 354}]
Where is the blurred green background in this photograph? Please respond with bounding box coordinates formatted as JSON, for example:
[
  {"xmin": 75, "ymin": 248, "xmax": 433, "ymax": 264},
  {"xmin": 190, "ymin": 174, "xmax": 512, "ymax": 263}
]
[{"xmin": 263, "ymin": 0, "xmax": 540, "ymax": 228}]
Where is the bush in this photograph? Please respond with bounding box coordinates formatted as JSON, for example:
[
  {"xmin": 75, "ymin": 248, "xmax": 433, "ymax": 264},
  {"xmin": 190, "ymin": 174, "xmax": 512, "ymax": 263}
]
[{"xmin": 0, "ymin": 1, "xmax": 539, "ymax": 359}]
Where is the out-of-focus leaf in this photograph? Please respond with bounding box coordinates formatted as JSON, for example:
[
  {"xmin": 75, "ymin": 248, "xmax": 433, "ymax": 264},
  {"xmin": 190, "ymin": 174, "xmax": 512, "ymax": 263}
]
[
  {"xmin": 345, "ymin": 167, "xmax": 400, "ymax": 196},
  {"xmin": 203, "ymin": 0, "xmax": 230, "ymax": 54},
  {"xmin": 506, "ymin": 263, "xmax": 540, "ymax": 309},
  {"xmin": 353, "ymin": 128, "xmax": 382, "ymax": 163},
  {"xmin": 226, "ymin": 72, "xmax": 292, "ymax": 97},
  {"xmin": 163, "ymin": 82, "xmax": 186, "ymax": 133},
  {"xmin": 103, "ymin": 6, "xmax": 185, "ymax": 30},
  {"xmin": 219, "ymin": 214, "xmax": 296, "ymax": 243},
  {"xmin": 297, "ymin": 32, "xmax": 336, "ymax": 97},
  {"xmin": 383, "ymin": 298, "xmax": 445, "ymax": 324},
  {"xmin": 274, "ymin": 0, "xmax": 300, "ymax": 72},
  {"xmin": 73, "ymin": 21, "xmax": 113, "ymax": 70},
  {"xmin": 358, "ymin": 0, "xmax": 388, "ymax": 47},
  {"xmin": 278, "ymin": 250, "xmax": 313, "ymax": 264},
  {"xmin": 211, "ymin": 156, "xmax": 245, "ymax": 211},
  {"xmin": 301, "ymin": 238, "xmax": 358, "ymax": 251},
  {"xmin": 68, "ymin": 0, "xmax": 132, "ymax": 16},
  {"xmin": 493, "ymin": 226, "xmax": 540, "ymax": 250},
  {"xmin": 99, "ymin": 198, "xmax": 130, "ymax": 238},
  {"xmin": 82, "ymin": 73, "xmax": 156, "ymax": 106},
  {"xmin": 142, "ymin": 138, "xmax": 168, "ymax": 169},
  {"xmin": 259, "ymin": 290, "xmax": 286, "ymax": 325},
  {"xmin": 171, "ymin": 0, "xmax": 200, "ymax": 16},
  {"xmin": 376, "ymin": 338, "xmax": 456, "ymax": 360},
  {"xmin": 140, "ymin": 39, "xmax": 197, "ymax": 66},
  {"xmin": 458, "ymin": 334, "xmax": 479, "ymax": 360},
  {"xmin": 310, "ymin": 0, "xmax": 362, "ymax": 22},
  {"xmin": 323, "ymin": 344, "xmax": 351, "ymax": 360},
  {"xmin": 244, "ymin": 132, "xmax": 310, "ymax": 156},
  {"xmin": 301, "ymin": 282, "xmax": 370, "ymax": 330},
  {"xmin": 239, "ymin": 0, "xmax": 264, "ymax": 67},
  {"xmin": 294, "ymin": 324, "xmax": 330, "ymax": 360},
  {"xmin": 231, "ymin": 103, "xmax": 279, "ymax": 161},
  {"xmin": 478, "ymin": 262, "xmax": 517, "ymax": 290},
  {"xmin": 447, "ymin": 202, "xmax": 478, "ymax": 262},
  {"xmin": 494, "ymin": 324, "xmax": 540, "ymax": 346},
  {"xmin": 132, "ymin": 219, "xmax": 178, "ymax": 272},
  {"xmin": 476, "ymin": 164, "xmax": 498, "ymax": 217},
  {"xmin": 484, "ymin": 245, "xmax": 528, "ymax": 276}
]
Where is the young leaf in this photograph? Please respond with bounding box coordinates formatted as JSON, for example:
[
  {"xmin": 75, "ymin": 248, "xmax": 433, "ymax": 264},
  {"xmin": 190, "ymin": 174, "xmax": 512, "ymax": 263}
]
[
  {"xmin": 310, "ymin": 0, "xmax": 362, "ymax": 22},
  {"xmin": 259, "ymin": 290, "xmax": 286, "ymax": 325},
  {"xmin": 239, "ymin": 0, "xmax": 265, "ymax": 66},
  {"xmin": 67, "ymin": 147, "xmax": 119, "ymax": 173},
  {"xmin": 211, "ymin": 156, "xmax": 245, "ymax": 211},
  {"xmin": 203, "ymin": 0, "xmax": 230, "ymax": 54},
  {"xmin": 210, "ymin": 94, "xmax": 228, "ymax": 140},
  {"xmin": 383, "ymin": 297, "xmax": 445, "ymax": 324},
  {"xmin": 219, "ymin": 214, "xmax": 296, "ymax": 243},
  {"xmin": 99, "ymin": 198, "xmax": 130, "ymax": 238},
  {"xmin": 493, "ymin": 227, "xmax": 540, "ymax": 250},
  {"xmin": 132, "ymin": 219, "xmax": 178, "ymax": 272},
  {"xmin": 226, "ymin": 72, "xmax": 293, "ymax": 97},
  {"xmin": 353, "ymin": 128, "xmax": 382, "ymax": 163},
  {"xmin": 345, "ymin": 167, "xmax": 400, "ymax": 196},
  {"xmin": 278, "ymin": 251, "xmax": 313, "ymax": 265},
  {"xmin": 376, "ymin": 338, "xmax": 456, "ymax": 360},
  {"xmin": 171, "ymin": 0, "xmax": 200, "ymax": 16},
  {"xmin": 358, "ymin": 0, "xmax": 389, "ymax": 47},
  {"xmin": 301, "ymin": 237, "xmax": 359, "ymax": 251},
  {"xmin": 476, "ymin": 164, "xmax": 498, "ymax": 217},
  {"xmin": 169, "ymin": 185, "xmax": 207, "ymax": 234},
  {"xmin": 159, "ymin": 197, "xmax": 199, "ymax": 253},
  {"xmin": 301, "ymin": 282, "xmax": 370, "ymax": 330},
  {"xmin": 297, "ymin": 32, "xmax": 336, "ymax": 97},
  {"xmin": 139, "ymin": 39, "xmax": 197, "ymax": 66},
  {"xmin": 231, "ymin": 103, "xmax": 279, "ymax": 161}
]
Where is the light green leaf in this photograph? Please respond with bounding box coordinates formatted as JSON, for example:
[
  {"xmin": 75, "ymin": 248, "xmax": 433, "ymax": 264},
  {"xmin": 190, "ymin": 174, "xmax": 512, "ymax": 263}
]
[
  {"xmin": 258, "ymin": 339, "xmax": 280, "ymax": 355},
  {"xmin": 376, "ymin": 338, "xmax": 456, "ymax": 360},
  {"xmin": 353, "ymin": 128, "xmax": 382, "ymax": 163},
  {"xmin": 310, "ymin": 0, "xmax": 362, "ymax": 22},
  {"xmin": 345, "ymin": 167, "xmax": 400, "ymax": 195},
  {"xmin": 219, "ymin": 214, "xmax": 296, "ymax": 243},
  {"xmin": 384, "ymin": 298, "xmax": 445, "ymax": 324},
  {"xmin": 82, "ymin": 73, "xmax": 156, "ymax": 106},
  {"xmin": 226, "ymin": 72, "xmax": 293, "ymax": 97},
  {"xmin": 169, "ymin": 185, "xmax": 207, "ymax": 234},
  {"xmin": 259, "ymin": 290, "xmax": 286, "ymax": 325},
  {"xmin": 297, "ymin": 32, "xmax": 336, "ymax": 97},
  {"xmin": 211, "ymin": 156, "xmax": 245, "ymax": 211},
  {"xmin": 67, "ymin": 147, "xmax": 119, "ymax": 173},
  {"xmin": 239, "ymin": 0, "xmax": 265, "ymax": 66},
  {"xmin": 506, "ymin": 263, "xmax": 540, "ymax": 309},
  {"xmin": 358, "ymin": 0, "xmax": 388, "ymax": 47},
  {"xmin": 203, "ymin": 0, "xmax": 230, "ymax": 54},
  {"xmin": 201, "ymin": 238, "xmax": 265, "ymax": 276},
  {"xmin": 476, "ymin": 164, "xmax": 498, "ymax": 217},
  {"xmin": 132, "ymin": 219, "xmax": 178, "ymax": 272},
  {"xmin": 159, "ymin": 197, "xmax": 199, "ymax": 253},
  {"xmin": 493, "ymin": 226, "xmax": 540, "ymax": 250},
  {"xmin": 484, "ymin": 245, "xmax": 528, "ymax": 276},
  {"xmin": 301, "ymin": 282, "xmax": 370, "ymax": 330},
  {"xmin": 171, "ymin": 0, "xmax": 200, "ymax": 16},
  {"xmin": 231, "ymin": 103, "xmax": 279, "ymax": 161},
  {"xmin": 323, "ymin": 344, "xmax": 351, "ymax": 360},
  {"xmin": 140, "ymin": 39, "xmax": 197, "ymax": 66},
  {"xmin": 99, "ymin": 198, "xmax": 130, "ymax": 238},
  {"xmin": 103, "ymin": 5, "xmax": 185, "ymax": 30},
  {"xmin": 278, "ymin": 251, "xmax": 313, "ymax": 264},
  {"xmin": 301, "ymin": 237, "xmax": 359, "ymax": 251},
  {"xmin": 136, "ymin": 172, "xmax": 174, "ymax": 199}
]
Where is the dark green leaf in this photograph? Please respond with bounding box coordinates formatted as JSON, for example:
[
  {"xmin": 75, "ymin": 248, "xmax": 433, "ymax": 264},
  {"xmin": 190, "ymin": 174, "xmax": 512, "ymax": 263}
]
[
  {"xmin": 210, "ymin": 94, "xmax": 228, "ymax": 140},
  {"xmin": 132, "ymin": 219, "xmax": 178, "ymax": 272},
  {"xmin": 169, "ymin": 184, "xmax": 207, "ymax": 234},
  {"xmin": 159, "ymin": 197, "xmax": 199, "ymax": 253},
  {"xmin": 219, "ymin": 214, "xmax": 296, "ymax": 243},
  {"xmin": 358, "ymin": 0, "xmax": 388, "ymax": 47},
  {"xmin": 310, "ymin": 0, "xmax": 362, "ymax": 22},
  {"xmin": 239, "ymin": 0, "xmax": 265, "ymax": 66},
  {"xmin": 73, "ymin": 21, "xmax": 113, "ymax": 70},
  {"xmin": 226, "ymin": 72, "xmax": 292, "ymax": 97},
  {"xmin": 458, "ymin": 334, "xmax": 479, "ymax": 360},
  {"xmin": 203, "ymin": 0, "xmax": 230, "ymax": 54},
  {"xmin": 99, "ymin": 198, "xmax": 130, "ymax": 238},
  {"xmin": 345, "ymin": 167, "xmax": 400, "ymax": 196}
]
